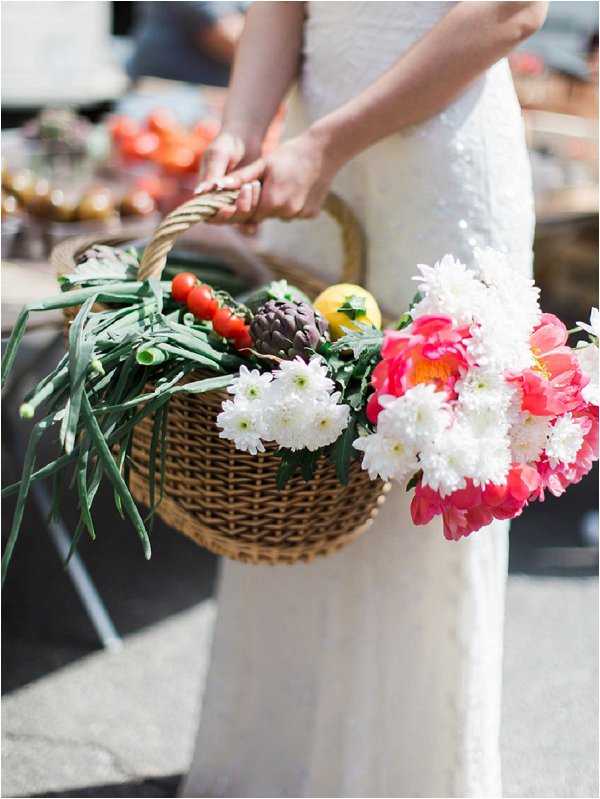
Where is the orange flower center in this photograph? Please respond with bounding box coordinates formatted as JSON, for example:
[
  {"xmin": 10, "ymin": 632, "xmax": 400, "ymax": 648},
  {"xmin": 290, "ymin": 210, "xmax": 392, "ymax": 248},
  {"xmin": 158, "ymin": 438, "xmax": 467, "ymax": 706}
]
[
  {"xmin": 412, "ymin": 357, "xmax": 454, "ymax": 386},
  {"xmin": 532, "ymin": 353, "xmax": 551, "ymax": 380}
]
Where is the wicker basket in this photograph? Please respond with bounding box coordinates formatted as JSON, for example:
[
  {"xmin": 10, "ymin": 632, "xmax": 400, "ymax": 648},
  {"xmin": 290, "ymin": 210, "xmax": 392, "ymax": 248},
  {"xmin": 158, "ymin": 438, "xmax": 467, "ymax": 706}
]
[{"xmin": 53, "ymin": 190, "xmax": 389, "ymax": 564}]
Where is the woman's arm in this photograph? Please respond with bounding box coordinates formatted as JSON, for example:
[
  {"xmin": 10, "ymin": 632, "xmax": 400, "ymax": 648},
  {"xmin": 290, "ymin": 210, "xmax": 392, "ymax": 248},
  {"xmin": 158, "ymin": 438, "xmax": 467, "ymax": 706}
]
[
  {"xmin": 311, "ymin": 1, "xmax": 548, "ymax": 169},
  {"xmin": 217, "ymin": 1, "xmax": 548, "ymax": 223},
  {"xmin": 198, "ymin": 2, "xmax": 305, "ymax": 185}
]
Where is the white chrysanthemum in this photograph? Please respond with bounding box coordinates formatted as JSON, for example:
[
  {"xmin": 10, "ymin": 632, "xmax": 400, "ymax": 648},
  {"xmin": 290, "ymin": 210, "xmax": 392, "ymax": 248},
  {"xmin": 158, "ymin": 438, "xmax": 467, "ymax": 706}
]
[
  {"xmin": 304, "ymin": 396, "xmax": 350, "ymax": 451},
  {"xmin": 227, "ymin": 365, "xmax": 273, "ymax": 402},
  {"xmin": 456, "ymin": 367, "xmax": 515, "ymax": 415},
  {"xmin": 510, "ymin": 412, "xmax": 552, "ymax": 463},
  {"xmin": 576, "ymin": 342, "xmax": 599, "ymax": 406},
  {"xmin": 378, "ymin": 385, "xmax": 451, "ymax": 447},
  {"xmin": 262, "ymin": 395, "xmax": 313, "ymax": 450},
  {"xmin": 467, "ymin": 248, "xmax": 541, "ymax": 372},
  {"xmin": 470, "ymin": 433, "xmax": 512, "ymax": 486},
  {"xmin": 545, "ymin": 413, "xmax": 585, "ymax": 468},
  {"xmin": 411, "ymin": 255, "xmax": 486, "ymax": 325},
  {"xmin": 419, "ymin": 421, "xmax": 478, "ymax": 496},
  {"xmin": 467, "ymin": 302, "xmax": 534, "ymax": 372},
  {"xmin": 216, "ymin": 400, "xmax": 265, "ymax": 455},
  {"xmin": 577, "ymin": 307, "xmax": 599, "ymax": 340},
  {"xmin": 271, "ymin": 356, "xmax": 334, "ymax": 400},
  {"xmin": 353, "ymin": 431, "xmax": 419, "ymax": 482}
]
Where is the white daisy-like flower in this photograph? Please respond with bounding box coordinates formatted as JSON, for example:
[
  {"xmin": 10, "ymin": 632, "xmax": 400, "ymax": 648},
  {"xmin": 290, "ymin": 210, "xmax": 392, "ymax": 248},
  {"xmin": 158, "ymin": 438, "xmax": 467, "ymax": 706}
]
[
  {"xmin": 262, "ymin": 395, "xmax": 313, "ymax": 450},
  {"xmin": 353, "ymin": 431, "xmax": 419, "ymax": 482},
  {"xmin": 216, "ymin": 400, "xmax": 265, "ymax": 455},
  {"xmin": 419, "ymin": 421, "xmax": 478, "ymax": 496},
  {"xmin": 271, "ymin": 356, "xmax": 334, "ymax": 400},
  {"xmin": 470, "ymin": 433, "xmax": 512, "ymax": 487},
  {"xmin": 467, "ymin": 302, "xmax": 534, "ymax": 373},
  {"xmin": 545, "ymin": 413, "xmax": 585, "ymax": 468},
  {"xmin": 577, "ymin": 307, "xmax": 599, "ymax": 340},
  {"xmin": 378, "ymin": 384, "xmax": 451, "ymax": 447},
  {"xmin": 411, "ymin": 254, "xmax": 486, "ymax": 325},
  {"xmin": 575, "ymin": 342, "xmax": 599, "ymax": 406},
  {"xmin": 227, "ymin": 365, "xmax": 273, "ymax": 402},
  {"xmin": 510, "ymin": 412, "xmax": 552, "ymax": 463},
  {"xmin": 304, "ymin": 396, "xmax": 350, "ymax": 451},
  {"xmin": 467, "ymin": 248, "xmax": 541, "ymax": 373},
  {"xmin": 456, "ymin": 367, "xmax": 515, "ymax": 415}
]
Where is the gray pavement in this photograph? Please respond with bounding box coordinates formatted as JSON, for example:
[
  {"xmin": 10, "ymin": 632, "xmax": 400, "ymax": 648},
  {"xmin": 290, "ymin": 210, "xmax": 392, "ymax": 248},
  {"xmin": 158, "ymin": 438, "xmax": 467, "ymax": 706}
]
[
  {"xmin": 1, "ymin": 576, "xmax": 597, "ymax": 798},
  {"xmin": 1, "ymin": 334, "xmax": 598, "ymax": 798}
]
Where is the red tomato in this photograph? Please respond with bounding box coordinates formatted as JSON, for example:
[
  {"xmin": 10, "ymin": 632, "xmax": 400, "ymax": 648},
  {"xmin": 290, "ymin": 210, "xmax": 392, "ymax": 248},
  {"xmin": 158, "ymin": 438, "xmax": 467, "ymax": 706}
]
[
  {"xmin": 233, "ymin": 326, "xmax": 253, "ymax": 351},
  {"xmin": 171, "ymin": 272, "xmax": 197, "ymax": 304},
  {"xmin": 223, "ymin": 314, "xmax": 247, "ymax": 340},
  {"xmin": 212, "ymin": 307, "xmax": 234, "ymax": 338},
  {"xmin": 187, "ymin": 285, "xmax": 218, "ymax": 320}
]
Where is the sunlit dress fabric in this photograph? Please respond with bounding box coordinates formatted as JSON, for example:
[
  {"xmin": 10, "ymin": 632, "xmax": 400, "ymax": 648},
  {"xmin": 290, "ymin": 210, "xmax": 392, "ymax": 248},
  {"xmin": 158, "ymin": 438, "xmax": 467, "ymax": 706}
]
[{"xmin": 182, "ymin": 3, "xmax": 534, "ymax": 797}]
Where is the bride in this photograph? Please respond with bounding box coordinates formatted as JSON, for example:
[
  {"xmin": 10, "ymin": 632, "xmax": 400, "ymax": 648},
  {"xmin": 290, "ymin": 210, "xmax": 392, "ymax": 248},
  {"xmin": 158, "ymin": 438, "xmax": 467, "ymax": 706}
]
[{"xmin": 183, "ymin": 3, "xmax": 547, "ymax": 796}]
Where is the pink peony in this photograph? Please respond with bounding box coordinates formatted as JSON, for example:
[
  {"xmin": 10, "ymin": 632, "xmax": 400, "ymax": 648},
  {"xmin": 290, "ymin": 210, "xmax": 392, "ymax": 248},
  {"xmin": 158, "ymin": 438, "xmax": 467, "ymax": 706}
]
[
  {"xmin": 410, "ymin": 465, "xmax": 542, "ymax": 541},
  {"xmin": 371, "ymin": 316, "xmax": 471, "ymax": 414},
  {"xmin": 511, "ymin": 313, "xmax": 589, "ymax": 416}
]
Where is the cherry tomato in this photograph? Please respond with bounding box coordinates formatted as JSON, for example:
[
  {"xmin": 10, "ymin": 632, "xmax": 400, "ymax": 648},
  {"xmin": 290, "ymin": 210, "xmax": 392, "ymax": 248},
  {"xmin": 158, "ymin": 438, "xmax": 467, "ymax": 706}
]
[
  {"xmin": 212, "ymin": 307, "xmax": 235, "ymax": 338},
  {"xmin": 223, "ymin": 314, "xmax": 247, "ymax": 340},
  {"xmin": 233, "ymin": 326, "xmax": 253, "ymax": 351},
  {"xmin": 187, "ymin": 285, "xmax": 219, "ymax": 320},
  {"xmin": 171, "ymin": 272, "xmax": 197, "ymax": 304}
]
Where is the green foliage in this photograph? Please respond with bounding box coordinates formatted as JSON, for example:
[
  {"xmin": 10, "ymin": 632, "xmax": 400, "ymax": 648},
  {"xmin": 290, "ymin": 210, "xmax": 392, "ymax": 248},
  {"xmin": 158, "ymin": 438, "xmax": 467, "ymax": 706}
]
[{"xmin": 336, "ymin": 294, "xmax": 367, "ymax": 320}]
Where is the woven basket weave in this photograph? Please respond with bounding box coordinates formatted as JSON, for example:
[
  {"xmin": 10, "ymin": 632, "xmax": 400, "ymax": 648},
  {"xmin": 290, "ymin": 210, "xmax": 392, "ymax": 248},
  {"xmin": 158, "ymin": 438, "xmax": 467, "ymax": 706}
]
[{"xmin": 53, "ymin": 190, "xmax": 389, "ymax": 564}]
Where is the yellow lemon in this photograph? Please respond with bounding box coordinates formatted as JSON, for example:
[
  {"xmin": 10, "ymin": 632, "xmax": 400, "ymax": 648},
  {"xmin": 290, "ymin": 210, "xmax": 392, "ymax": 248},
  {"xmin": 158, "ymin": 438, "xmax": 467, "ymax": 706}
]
[{"xmin": 314, "ymin": 283, "xmax": 382, "ymax": 340}]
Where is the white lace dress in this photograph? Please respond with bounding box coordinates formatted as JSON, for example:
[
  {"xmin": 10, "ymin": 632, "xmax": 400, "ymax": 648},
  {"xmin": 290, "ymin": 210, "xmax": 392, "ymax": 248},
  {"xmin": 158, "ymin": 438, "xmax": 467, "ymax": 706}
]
[{"xmin": 182, "ymin": 3, "xmax": 535, "ymax": 797}]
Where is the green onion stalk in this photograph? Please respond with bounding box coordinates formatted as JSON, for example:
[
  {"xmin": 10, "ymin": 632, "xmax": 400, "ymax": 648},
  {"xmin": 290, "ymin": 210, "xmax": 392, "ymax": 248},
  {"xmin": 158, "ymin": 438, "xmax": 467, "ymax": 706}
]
[{"xmin": 1, "ymin": 276, "xmax": 246, "ymax": 585}]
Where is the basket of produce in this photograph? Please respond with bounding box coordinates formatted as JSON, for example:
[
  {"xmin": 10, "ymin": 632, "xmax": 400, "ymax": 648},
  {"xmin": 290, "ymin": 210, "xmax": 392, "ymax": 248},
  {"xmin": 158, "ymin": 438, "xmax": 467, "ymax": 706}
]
[{"xmin": 2, "ymin": 191, "xmax": 598, "ymax": 580}]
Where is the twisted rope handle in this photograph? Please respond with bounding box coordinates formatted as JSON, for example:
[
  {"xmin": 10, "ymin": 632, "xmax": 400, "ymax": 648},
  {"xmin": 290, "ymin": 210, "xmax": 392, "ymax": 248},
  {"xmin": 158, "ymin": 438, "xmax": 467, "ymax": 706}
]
[{"xmin": 138, "ymin": 190, "xmax": 366, "ymax": 284}]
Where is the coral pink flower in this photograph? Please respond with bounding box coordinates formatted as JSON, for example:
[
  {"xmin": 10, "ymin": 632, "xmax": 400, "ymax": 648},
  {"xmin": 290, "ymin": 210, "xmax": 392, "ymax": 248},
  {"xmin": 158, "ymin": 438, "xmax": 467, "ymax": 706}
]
[
  {"xmin": 372, "ymin": 315, "xmax": 471, "ymax": 405},
  {"xmin": 511, "ymin": 313, "xmax": 589, "ymax": 415},
  {"xmin": 410, "ymin": 465, "xmax": 542, "ymax": 541},
  {"xmin": 536, "ymin": 407, "xmax": 598, "ymax": 498}
]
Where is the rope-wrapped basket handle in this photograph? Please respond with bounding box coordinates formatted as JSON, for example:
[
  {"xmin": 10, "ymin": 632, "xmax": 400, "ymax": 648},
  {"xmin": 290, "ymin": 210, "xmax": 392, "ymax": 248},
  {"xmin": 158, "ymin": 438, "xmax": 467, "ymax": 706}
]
[{"xmin": 138, "ymin": 190, "xmax": 366, "ymax": 285}]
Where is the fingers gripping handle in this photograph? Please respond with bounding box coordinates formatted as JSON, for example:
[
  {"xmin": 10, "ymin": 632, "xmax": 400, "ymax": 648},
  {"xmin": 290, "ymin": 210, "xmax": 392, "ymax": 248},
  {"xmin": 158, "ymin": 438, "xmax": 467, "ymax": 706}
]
[{"xmin": 137, "ymin": 190, "xmax": 366, "ymax": 285}]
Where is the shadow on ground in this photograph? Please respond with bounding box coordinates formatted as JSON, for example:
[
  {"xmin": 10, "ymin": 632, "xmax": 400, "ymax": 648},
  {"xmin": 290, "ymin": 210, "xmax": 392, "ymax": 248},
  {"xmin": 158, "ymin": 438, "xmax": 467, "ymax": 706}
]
[{"xmin": 34, "ymin": 775, "xmax": 182, "ymax": 798}]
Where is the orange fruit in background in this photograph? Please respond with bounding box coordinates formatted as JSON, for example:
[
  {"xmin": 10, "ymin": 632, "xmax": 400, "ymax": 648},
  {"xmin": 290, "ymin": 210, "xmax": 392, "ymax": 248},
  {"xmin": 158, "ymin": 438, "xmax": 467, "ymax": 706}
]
[
  {"xmin": 121, "ymin": 132, "xmax": 160, "ymax": 161},
  {"xmin": 109, "ymin": 115, "xmax": 140, "ymax": 143},
  {"xmin": 158, "ymin": 145, "xmax": 197, "ymax": 175},
  {"xmin": 134, "ymin": 174, "xmax": 165, "ymax": 201},
  {"xmin": 147, "ymin": 108, "xmax": 179, "ymax": 136}
]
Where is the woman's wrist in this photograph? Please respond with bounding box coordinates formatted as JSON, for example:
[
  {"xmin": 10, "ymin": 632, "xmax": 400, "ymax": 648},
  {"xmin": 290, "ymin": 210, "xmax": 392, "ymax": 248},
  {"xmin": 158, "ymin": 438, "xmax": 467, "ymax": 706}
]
[
  {"xmin": 220, "ymin": 119, "xmax": 265, "ymax": 158},
  {"xmin": 307, "ymin": 114, "xmax": 358, "ymax": 175}
]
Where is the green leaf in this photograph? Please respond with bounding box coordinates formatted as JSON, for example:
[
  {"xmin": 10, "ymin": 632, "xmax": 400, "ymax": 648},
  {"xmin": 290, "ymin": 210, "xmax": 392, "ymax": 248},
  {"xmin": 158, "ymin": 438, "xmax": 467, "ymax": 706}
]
[
  {"xmin": 406, "ymin": 470, "xmax": 422, "ymax": 492},
  {"xmin": 331, "ymin": 416, "xmax": 357, "ymax": 485},
  {"xmin": 81, "ymin": 393, "xmax": 151, "ymax": 560},
  {"xmin": 331, "ymin": 323, "xmax": 383, "ymax": 358},
  {"xmin": 391, "ymin": 312, "xmax": 412, "ymax": 331},
  {"xmin": 337, "ymin": 294, "xmax": 367, "ymax": 320},
  {"xmin": 61, "ymin": 295, "xmax": 97, "ymax": 454}
]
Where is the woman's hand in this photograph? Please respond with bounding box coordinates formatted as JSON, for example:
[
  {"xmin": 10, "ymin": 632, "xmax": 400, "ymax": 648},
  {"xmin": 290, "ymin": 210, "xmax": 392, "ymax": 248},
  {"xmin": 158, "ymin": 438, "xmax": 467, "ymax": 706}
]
[
  {"xmin": 202, "ymin": 128, "xmax": 342, "ymax": 226},
  {"xmin": 195, "ymin": 129, "xmax": 263, "ymax": 228}
]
